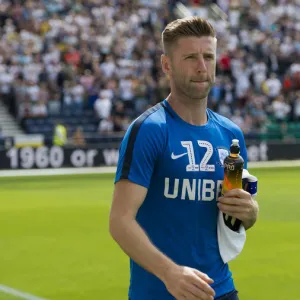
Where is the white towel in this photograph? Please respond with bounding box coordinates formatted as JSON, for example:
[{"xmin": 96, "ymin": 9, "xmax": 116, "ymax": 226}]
[{"xmin": 217, "ymin": 169, "xmax": 258, "ymax": 264}]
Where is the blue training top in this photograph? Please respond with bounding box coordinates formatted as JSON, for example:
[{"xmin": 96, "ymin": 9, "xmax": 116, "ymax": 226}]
[{"xmin": 115, "ymin": 99, "xmax": 248, "ymax": 300}]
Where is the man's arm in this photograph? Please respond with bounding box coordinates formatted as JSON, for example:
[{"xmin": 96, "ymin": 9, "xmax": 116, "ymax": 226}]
[
  {"xmin": 242, "ymin": 197, "xmax": 259, "ymax": 230},
  {"xmin": 109, "ymin": 179, "xmax": 176, "ymax": 281},
  {"xmin": 109, "ymin": 179, "xmax": 215, "ymax": 300}
]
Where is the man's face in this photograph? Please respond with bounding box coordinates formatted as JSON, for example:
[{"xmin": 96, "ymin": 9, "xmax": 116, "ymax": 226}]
[{"xmin": 162, "ymin": 36, "xmax": 217, "ymax": 100}]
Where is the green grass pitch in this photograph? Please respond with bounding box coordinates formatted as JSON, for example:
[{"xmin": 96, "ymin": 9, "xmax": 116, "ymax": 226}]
[{"xmin": 0, "ymin": 167, "xmax": 300, "ymax": 300}]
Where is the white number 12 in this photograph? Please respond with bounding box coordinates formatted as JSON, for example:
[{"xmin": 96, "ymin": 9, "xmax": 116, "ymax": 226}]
[{"xmin": 181, "ymin": 140, "xmax": 215, "ymax": 172}]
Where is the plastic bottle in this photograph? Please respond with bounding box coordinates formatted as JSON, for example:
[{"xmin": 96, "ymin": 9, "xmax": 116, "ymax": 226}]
[{"xmin": 221, "ymin": 139, "xmax": 244, "ymax": 231}]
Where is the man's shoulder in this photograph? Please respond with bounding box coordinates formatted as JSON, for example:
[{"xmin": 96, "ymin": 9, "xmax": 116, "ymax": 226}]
[
  {"xmin": 129, "ymin": 102, "xmax": 168, "ymax": 134},
  {"xmin": 207, "ymin": 109, "xmax": 243, "ymax": 136}
]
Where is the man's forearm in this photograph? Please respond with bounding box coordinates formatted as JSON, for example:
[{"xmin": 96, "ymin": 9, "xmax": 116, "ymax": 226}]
[
  {"xmin": 243, "ymin": 200, "xmax": 259, "ymax": 230},
  {"xmin": 243, "ymin": 218, "xmax": 256, "ymax": 230},
  {"xmin": 109, "ymin": 217, "xmax": 177, "ymax": 282}
]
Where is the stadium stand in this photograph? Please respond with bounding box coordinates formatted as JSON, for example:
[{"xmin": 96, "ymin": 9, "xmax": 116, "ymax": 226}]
[{"xmin": 0, "ymin": 0, "xmax": 299, "ymax": 145}]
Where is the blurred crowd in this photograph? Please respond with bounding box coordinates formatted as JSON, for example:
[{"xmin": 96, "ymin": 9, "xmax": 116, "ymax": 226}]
[
  {"xmin": 211, "ymin": 0, "xmax": 300, "ymax": 136},
  {"xmin": 0, "ymin": 0, "xmax": 299, "ymax": 137}
]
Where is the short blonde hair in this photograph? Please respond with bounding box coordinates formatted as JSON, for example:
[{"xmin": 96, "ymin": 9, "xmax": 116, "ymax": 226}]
[{"xmin": 162, "ymin": 17, "xmax": 216, "ymax": 55}]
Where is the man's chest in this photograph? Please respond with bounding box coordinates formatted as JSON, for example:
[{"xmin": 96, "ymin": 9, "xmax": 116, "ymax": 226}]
[
  {"xmin": 155, "ymin": 130, "xmax": 232, "ymax": 202},
  {"xmin": 161, "ymin": 130, "xmax": 231, "ymax": 175}
]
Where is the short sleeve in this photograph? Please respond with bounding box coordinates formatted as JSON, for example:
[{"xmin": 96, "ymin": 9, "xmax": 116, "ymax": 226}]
[{"xmin": 114, "ymin": 119, "xmax": 165, "ymax": 189}]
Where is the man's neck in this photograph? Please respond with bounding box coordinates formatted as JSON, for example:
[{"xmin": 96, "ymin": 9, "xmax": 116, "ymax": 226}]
[{"xmin": 166, "ymin": 93, "xmax": 208, "ymax": 126}]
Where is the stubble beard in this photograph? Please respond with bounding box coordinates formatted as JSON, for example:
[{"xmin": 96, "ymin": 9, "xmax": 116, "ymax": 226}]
[{"xmin": 174, "ymin": 76, "xmax": 213, "ymax": 101}]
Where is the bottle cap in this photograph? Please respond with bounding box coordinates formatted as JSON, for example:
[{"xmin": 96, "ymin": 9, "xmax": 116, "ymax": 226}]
[
  {"xmin": 232, "ymin": 139, "xmax": 239, "ymax": 146},
  {"xmin": 230, "ymin": 139, "xmax": 240, "ymax": 154}
]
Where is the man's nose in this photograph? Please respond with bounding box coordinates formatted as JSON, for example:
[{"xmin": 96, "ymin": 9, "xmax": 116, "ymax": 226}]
[{"xmin": 197, "ymin": 56, "xmax": 207, "ymax": 72}]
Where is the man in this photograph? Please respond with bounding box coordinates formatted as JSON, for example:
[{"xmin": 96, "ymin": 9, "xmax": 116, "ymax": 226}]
[
  {"xmin": 53, "ymin": 122, "xmax": 67, "ymax": 147},
  {"xmin": 109, "ymin": 17, "xmax": 259, "ymax": 300}
]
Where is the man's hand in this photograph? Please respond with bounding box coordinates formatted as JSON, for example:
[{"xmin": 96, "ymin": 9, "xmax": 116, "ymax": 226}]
[
  {"xmin": 217, "ymin": 189, "xmax": 259, "ymax": 230},
  {"xmin": 162, "ymin": 265, "xmax": 215, "ymax": 300}
]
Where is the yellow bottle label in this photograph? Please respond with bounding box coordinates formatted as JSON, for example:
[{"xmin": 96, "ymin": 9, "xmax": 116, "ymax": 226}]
[{"xmin": 221, "ymin": 167, "xmax": 243, "ymax": 195}]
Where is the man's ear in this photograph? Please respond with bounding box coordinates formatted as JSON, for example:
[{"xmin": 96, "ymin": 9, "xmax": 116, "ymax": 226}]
[{"xmin": 161, "ymin": 54, "xmax": 171, "ymax": 76}]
